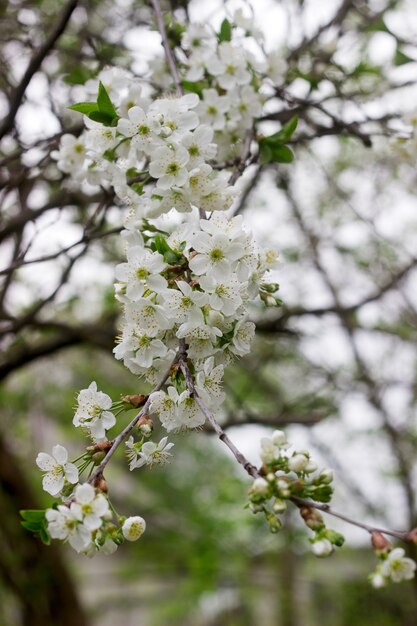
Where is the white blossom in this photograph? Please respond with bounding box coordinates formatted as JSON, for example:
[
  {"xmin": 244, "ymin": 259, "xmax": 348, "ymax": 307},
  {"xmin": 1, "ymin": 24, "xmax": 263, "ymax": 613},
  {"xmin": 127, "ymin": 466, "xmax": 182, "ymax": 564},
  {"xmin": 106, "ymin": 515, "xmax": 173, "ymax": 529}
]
[
  {"xmin": 46, "ymin": 507, "xmax": 92, "ymax": 553},
  {"xmin": 380, "ymin": 548, "xmax": 416, "ymax": 583},
  {"xmin": 70, "ymin": 483, "xmax": 110, "ymax": 531},
  {"xmin": 36, "ymin": 445, "xmax": 78, "ymax": 496},
  {"xmin": 73, "ymin": 382, "xmax": 116, "ymax": 441},
  {"xmin": 126, "ymin": 436, "xmax": 174, "ymax": 470}
]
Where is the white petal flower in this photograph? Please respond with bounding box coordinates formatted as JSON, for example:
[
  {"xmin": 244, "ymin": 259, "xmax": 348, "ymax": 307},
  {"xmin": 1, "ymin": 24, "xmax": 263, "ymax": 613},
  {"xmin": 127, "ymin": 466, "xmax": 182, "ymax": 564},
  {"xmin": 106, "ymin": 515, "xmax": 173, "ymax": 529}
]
[
  {"xmin": 70, "ymin": 483, "xmax": 110, "ymax": 531},
  {"xmin": 127, "ymin": 436, "xmax": 174, "ymax": 470},
  {"xmin": 380, "ymin": 548, "xmax": 416, "ymax": 583},
  {"xmin": 73, "ymin": 381, "xmax": 116, "ymax": 442},
  {"xmin": 36, "ymin": 444, "xmax": 79, "ymax": 496},
  {"xmin": 149, "ymin": 144, "xmax": 190, "ymax": 189},
  {"xmin": 46, "ymin": 506, "xmax": 92, "ymax": 553}
]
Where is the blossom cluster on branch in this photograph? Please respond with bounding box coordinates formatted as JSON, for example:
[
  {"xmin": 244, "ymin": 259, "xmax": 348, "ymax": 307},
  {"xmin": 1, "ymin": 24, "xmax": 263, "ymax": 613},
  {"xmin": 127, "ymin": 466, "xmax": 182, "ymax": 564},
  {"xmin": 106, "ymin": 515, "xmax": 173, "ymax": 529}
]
[{"xmin": 20, "ymin": 5, "xmax": 417, "ymax": 584}]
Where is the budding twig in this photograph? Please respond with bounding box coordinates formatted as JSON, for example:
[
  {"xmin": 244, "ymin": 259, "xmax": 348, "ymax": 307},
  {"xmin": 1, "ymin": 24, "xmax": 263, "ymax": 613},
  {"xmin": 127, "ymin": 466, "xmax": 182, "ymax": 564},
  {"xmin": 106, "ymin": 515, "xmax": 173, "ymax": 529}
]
[
  {"xmin": 178, "ymin": 349, "xmax": 415, "ymax": 544},
  {"xmin": 87, "ymin": 352, "xmax": 179, "ymax": 484}
]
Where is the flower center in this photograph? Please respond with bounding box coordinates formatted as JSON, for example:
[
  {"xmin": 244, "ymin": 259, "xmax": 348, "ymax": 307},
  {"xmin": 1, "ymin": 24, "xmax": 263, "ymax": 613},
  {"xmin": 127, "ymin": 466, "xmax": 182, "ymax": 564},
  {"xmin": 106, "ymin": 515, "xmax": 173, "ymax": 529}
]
[
  {"xmin": 138, "ymin": 124, "xmax": 150, "ymax": 136},
  {"xmin": 188, "ymin": 144, "xmax": 200, "ymax": 157},
  {"xmin": 210, "ymin": 248, "xmax": 224, "ymax": 261},
  {"xmin": 136, "ymin": 267, "xmax": 149, "ymax": 279},
  {"xmin": 127, "ymin": 521, "xmax": 144, "ymax": 539},
  {"xmin": 167, "ymin": 162, "xmax": 180, "ymax": 175}
]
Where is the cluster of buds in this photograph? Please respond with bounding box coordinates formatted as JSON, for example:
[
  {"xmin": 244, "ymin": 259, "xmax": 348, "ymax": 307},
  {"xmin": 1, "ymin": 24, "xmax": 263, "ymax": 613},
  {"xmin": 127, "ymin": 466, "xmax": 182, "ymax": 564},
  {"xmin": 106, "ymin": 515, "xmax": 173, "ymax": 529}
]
[{"xmin": 248, "ymin": 430, "xmax": 344, "ymax": 557}]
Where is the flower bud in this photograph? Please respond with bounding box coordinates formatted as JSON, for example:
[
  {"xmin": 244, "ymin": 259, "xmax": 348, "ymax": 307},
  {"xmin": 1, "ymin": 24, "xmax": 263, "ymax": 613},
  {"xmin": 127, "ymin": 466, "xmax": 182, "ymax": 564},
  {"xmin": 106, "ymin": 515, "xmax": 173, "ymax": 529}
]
[
  {"xmin": 304, "ymin": 461, "xmax": 318, "ymax": 474},
  {"xmin": 266, "ymin": 512, "xmax": 282, "ymax": 533},
  {"xmin": 122, "ymin": 516, "xmax": 146, "ymax": 541},
  {"xmin": 288, "ymin": 453, "xmax": 309, "ymax": 473},
  {"xmin": 273, "ymin": 498, "xmax": 287, "ymax": 514},
  {"xmin": 324, "ymin": 529, "xmax": 345, "ymax": 547},
  {"xmin": 91, "ymin": 451, "xmax": 106, "ymax": 465},
  {"xmin": 260, "ymin": 292, "xmax": 277, "ymax": 307},
  {"xmin": 271, "ymin": 430, "xmax": 287, "ymax": 447},
  {"xmin": 311, "ymin": 538, "xmax": 333, "ymax": 558},
  {"xmin": 93, "ymin": 474, "xmax": 108, "ymax": 493},
  {"xmin": 371, "ymin": 531, "xmax": 391, "ymax": 553},
  {"xmin": 299, "ymin": 506, "xmax": 324, "ymax": 531},
  {"xmin": 276, "ymin": 478, "xmax": 291, "ymax": 498},
  {"xmin": 370, "ymin": 572, "xmax": 386, "ymax": 589},
  {"xmin": 137, "ymin": 414, "xmax": 154, "ymax": 437},
  {"xmin": 251, "ymin": 477, "xmax": 269, "ymax": 496},
  {"xmin": 406, "ymin": 528, "xmax": 417, "ymax": 543},
  {"xmin": 319, "ymin": 469, "xmax": 334, "ymax": 484},
  {"xmin": 261, "ymin": 282, "xmax": 280, "ymax": 293},
  {"xmin": 122, "ymin": 394, "xmax": 147, "ymax": 408}
]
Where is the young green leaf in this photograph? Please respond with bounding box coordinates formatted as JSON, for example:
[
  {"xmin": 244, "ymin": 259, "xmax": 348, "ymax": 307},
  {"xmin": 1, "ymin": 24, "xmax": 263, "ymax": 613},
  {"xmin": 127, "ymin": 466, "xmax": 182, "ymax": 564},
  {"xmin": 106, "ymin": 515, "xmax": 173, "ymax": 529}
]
[
  {"xmin": 68, "ymin": 102, "xmax": 99, "ymax": 116},
  {"xmin": 97, "ymin": 81, "xmax": 118, "ymax": 120},
  {"xmin": 20, "ymin": 509, "xmax": 46, "ymax": 522},
  {"xmin": 259, "ymin": 142, "xmax": 294, "ymax": 165},
  {"xmin": 265, "ymin": 116, "xmax": 298, "ymax": 144},
  {"xmin": 88, "ymin": 110, "xmax": 114, "ymax": 126},
  {"xmin": 219, "ymin": 18, "xmax": 232, "ymax": 42}
]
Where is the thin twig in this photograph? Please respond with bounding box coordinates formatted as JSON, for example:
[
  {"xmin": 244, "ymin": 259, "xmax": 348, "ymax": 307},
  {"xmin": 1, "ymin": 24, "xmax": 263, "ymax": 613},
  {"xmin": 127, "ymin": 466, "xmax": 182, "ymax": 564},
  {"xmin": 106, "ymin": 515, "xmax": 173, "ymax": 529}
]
[
  {"xmin": 178, "ymin": 352, "xmax": 416, "ymax": 543},
  {"xmin": 87, "ymin": 353, "xmax": 179, "ymax": 484},
  {"xmin": 149, "ymin": 0, "xmax": 182, "ymax": 95}
]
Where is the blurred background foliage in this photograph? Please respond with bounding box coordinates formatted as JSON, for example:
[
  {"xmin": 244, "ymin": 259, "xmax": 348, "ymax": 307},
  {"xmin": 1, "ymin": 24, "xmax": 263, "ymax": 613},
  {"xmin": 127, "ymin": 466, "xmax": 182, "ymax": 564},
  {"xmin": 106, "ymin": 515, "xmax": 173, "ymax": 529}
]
[{"xmin": 1, "ymin": 0, "xmax": 417, "ymax": 624}]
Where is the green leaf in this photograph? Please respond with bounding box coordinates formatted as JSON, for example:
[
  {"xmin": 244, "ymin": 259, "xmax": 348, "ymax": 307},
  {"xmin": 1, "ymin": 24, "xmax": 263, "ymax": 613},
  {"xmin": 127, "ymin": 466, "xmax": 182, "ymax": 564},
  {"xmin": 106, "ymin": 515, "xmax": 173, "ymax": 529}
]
[
  {"xmin": 88, "ymin": 110, "xmax": 114, "ymax": 126},
  {"xmin": 97, "ymin": 81, "xmax": 118, "ymax": 119},
  {"xmin": 20, "ymin": 509, "xmax": 46, "ymax": 522},
  {"xmin": 219, "ymin": 18, "xmax": 232, "ymax": 42},
  {"xmin": 39, "ymin": 524, "xmax": 51, "ymax": 546},
  {"xmin": 164, "ymin": 250, "xmax": 182, "ymax": 264},
  {"xmin": 21, "ymin": 520, "xmax": 43, "ymax": 532},
  {"xmin": 259, "ymin": 142, "xmax": 294, "ymax": 164},
  {"xmin": 394, "ymin": 48, "xmax": 414, "ymax": 66},
  {"xmin": 68, "ymin": 102, "xmax": 98, "ymax": 115},
  {"xmin": 153, "ymin": 235, "xmax": 171, "ymax": 255},
  {"xmin": 103, "ymin": 148, "xmax": 117, "ymax": 162},
  {"xmin": 267, "ymin": 116, "xmax": 298, "ymax": 144},
  {"xmin": 181, "ymin": 80, "xmax": 206, "ymax": 98},
  {"xmin": 131, "ymin": 182, "xmax": 144, "ymax": 195}
]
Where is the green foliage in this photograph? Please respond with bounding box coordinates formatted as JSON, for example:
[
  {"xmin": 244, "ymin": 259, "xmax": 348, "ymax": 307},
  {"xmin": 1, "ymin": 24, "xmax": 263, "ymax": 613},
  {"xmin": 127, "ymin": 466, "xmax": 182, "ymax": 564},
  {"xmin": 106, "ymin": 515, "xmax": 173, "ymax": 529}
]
[
  {"xmin": 20, "ymin": 510, "xmax": 50, "ymax": 545},
  {"xmin": 258, "ymin": 116, "xmax": 298, "ymax": 165},
  {"xmin": 218, "ymin": 18, "xmax": 232, "ymax": 42},
  {"xmin": 69, "ymin": 81, "xmax": 119, "ymax": 126},
  {"xmin": 181, "ymin": 79, "xmax": 207, "ymax": 98}
]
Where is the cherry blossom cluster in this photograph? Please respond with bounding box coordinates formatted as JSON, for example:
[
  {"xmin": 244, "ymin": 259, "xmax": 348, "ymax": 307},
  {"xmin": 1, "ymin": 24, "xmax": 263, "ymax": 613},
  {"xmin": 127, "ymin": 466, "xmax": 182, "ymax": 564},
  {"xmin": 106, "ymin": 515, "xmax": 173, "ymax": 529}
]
[
  {"xmin": 113, "ymin": 210, "xmax": 278, "ymax": 431},
  {"xmin": 34, "ymin": 441, "xmax": 147, "ymax": 555},
  {"xmin": 51, "ymin": 11, "xmax": 284, "ymax": 200},
  {"xmin": 25, "ymin": 8, "xmax": 417, "ymax": 585},
  {"xmin": 248, "ymin": 430, "xmax": 344, "ymax": 557}
]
